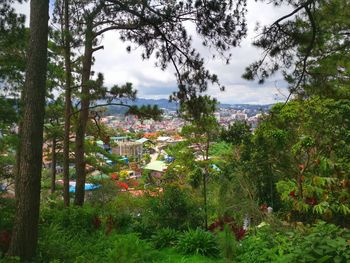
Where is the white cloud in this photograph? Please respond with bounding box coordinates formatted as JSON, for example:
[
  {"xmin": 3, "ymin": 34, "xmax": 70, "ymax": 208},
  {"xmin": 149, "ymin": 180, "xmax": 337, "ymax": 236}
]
[{"xmin": 14, "ymin": 0, "xmax": 292, "ymax": 104}]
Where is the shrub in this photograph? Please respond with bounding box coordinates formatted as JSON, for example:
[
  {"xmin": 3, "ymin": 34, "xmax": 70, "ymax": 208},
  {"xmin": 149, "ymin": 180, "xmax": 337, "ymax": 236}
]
[
  {"xmin": 0, "ymin": 198, "xmax": 15, "ymax": 231},
  {"xmin": 40, "ymin": 205, "xmax": 98, "ymax": 234},
  {"xmin": 151, "ymin": 228, "xmax": 179, "ymax": 249},
  {"xmin": 177, "ymin": 228, "xmax": 219, "ymax": 258},
  {"xmin": 38, "ymin": 224, "xmax": 82, "ymax": 262},
  {"xmin": 0, "ymin": 198, "xmax": 15, "ymax": 257},
  {"xmin": 236, "ymin": 225, "xmax": 295, "ymax": 262},
  {"xmin": 280, "ymin": 221, "xmax": 350, "ymax": 262},
  {"xmin": 147, "ymin": 184, "xmax": 203, "ymax": 230},
  {"xmin": 102, "ymin": 193, "xmax": 146, "ymax": 234},
  {"xmin": 217, "ymin": 225, "xmax": 239, "ymax": 261},
  {"xmin": 38, "ymin": 224, "xmax": 160, "ymax": 263},
  {"xmin": 236, "ymin": 221, "xmax": 350, "ymax": 263},
  {"xmin": 106, "ymin": 234, "xmax": 160, "ymax": 263}
]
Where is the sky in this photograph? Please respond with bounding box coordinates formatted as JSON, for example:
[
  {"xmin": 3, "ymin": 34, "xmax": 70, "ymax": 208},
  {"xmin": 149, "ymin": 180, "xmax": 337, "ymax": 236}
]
[{"xmin": 14, "ymin": 0, "xmax": 291, "ymax": 105}]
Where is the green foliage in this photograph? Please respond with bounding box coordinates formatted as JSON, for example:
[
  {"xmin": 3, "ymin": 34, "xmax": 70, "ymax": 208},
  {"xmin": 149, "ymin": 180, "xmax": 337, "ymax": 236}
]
[
  {"xmin": 38, "ymin": 225, "xmax": 158, "ymax": 263},
  {"xmin": 0, "ymin": 257, "xmax": 20, "ymax": 263},
  {"xmin": 243, "ymin": 0, "xmax": 350, "ymax": 98},
  {"xmin": 107, "ymin": 233, "xmax": 160, "ymax": 263},
  {"xmin": 0, "ymin": 1, "xmax": 26, "ymax": 92},
  {"xmin": 40, "ymin": 205, "xmax": 98, "ymax": 234},
  {"xmin": 147, "ymin": 184, "xmax": 203, "ymax": 231},
  {"xmin": 177, "ymin": 228, "xmax": 219, "ymax": 258},
  {"xmin": 236, "ymin": 225, "xmax": 296, "ymax": 262},
  {"xmin": 37, "ymin": 223, "xmax": 217, "ymax": 263},
  {"xmin": 281, "ymin": 221, "xmax": 350, "ymax": 263},
  {"xmin": 0, "ymin": 97, "xmax": 18, "ymax": 128},
  {"xmin": 151, "ymin": 228, "xmax": 179, "ymax": 249},
  {"xmin": 209, "ymin": 142, "xmax": 233, "ymax": 167},
  {"xmin": 220, "ymin": 121, "xmax": 251, "ymax": 146},
  {"xmin": 87, "ymin": 178, "xmax": 119, "ymax": 206},
  {"xmin": 127, "ymin": 104, "xmax": 163, "ymax": 122},
  {"xmin": 153, "ymin": 248, "xmax": 221, "ymax": 263},
  {"xmin": 0, "ymin": 198, "xmax": 15, "ymax": 231},
  {"xmin": 216, "ymin": 225, "xmax": 238, "ymax": 261},
  {"xmin": 240, "ymin": 98, "xmax": 350, "ymax": 222},
  {"xmin": 236, "ymin": 221, "xmax": 350, "ymax": 263},
  {"xmin": 101, "ymin": 193, "xmax": 143, "ymax": 233}
]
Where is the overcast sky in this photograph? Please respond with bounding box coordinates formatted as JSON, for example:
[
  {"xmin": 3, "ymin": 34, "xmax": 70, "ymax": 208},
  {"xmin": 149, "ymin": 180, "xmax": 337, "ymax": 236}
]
[{"xmin": 14, "ymin": 0, "xmax": 290, "ymax": 105}]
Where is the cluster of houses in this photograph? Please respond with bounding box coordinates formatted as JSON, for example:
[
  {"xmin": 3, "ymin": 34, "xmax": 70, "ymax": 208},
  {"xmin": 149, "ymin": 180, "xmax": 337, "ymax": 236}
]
[{"xmin": 82, "ymin": 135, "xmax": 182, "ymax": 187}]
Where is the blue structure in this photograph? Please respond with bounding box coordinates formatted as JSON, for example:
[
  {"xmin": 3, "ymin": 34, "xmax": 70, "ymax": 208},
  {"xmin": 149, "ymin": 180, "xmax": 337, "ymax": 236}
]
[
  {"xmin": 164, "ymin": 155, "xmax": 175, "ymax": 163},
  {"xmin": 69, "ymin": 183, "xmax": 101, "ymax": 193}
]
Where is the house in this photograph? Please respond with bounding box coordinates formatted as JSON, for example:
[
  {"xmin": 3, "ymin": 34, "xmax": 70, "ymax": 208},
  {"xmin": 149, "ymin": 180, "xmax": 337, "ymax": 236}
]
[
  {"xmin": 112, "ymin": 141, "xmax": 143, "ymax": 160},
  {"xmin": 144, "ymin": 160, "xmax": 168, "ymax": 179}
]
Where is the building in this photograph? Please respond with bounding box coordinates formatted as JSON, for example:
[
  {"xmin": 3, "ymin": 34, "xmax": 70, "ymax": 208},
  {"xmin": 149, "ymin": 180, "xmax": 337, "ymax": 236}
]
[
  {"xmin": 112, "ymin": 141, "xmax": 143, "ymax": 160},
  {"xmin": 144, "ymin": 160, "xmax": 168, "ymax": 179}
]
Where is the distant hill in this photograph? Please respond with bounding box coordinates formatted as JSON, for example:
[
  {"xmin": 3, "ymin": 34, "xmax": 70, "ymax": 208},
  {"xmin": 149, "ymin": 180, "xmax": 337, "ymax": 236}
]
[{"xmin": 104, "ymin": 98, "xmax": 273, "ymax": 115}]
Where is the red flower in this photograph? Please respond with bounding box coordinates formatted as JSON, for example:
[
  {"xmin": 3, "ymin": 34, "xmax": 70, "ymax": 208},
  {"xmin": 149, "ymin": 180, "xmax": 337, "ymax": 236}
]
[
  {"xmin": 129, "ymin": 180, "xmax": 139, "ymax": 187},
  {"xmin": 116, "ymin": 181, "xmax": 129, "ymax": 190},
  {"xmin": 110, "ymin": 173, "xmax": 118, "ymax": 180},
  {"xmin": 208, "ymin": 217, "xmax": 245, "ymax": 241},
  {"xmin": 306, "ymin": 197, "xmax": 318, "ymax": 206},
  {"xmin": 235, "ymin": 228, "xmax": 246, "ymax": 240},
  {"xmin": 289, "ymin": 190, "xmax": 296, "ymax": 198}
]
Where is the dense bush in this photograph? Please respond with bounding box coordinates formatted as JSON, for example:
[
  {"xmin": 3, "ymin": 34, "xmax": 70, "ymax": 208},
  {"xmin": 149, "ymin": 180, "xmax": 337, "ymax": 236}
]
[
  {"xmin": 147, "ymin": 184, "xmax": 203, "ymax": 231},
  {"xmin": 236, "ymin": 221, "xmax": 350, "ymax": 263},
  {"xmin": 40, "ymin": 205, "xmax": 98, "ymax": 234},
  {"xmin": 107, "ymin": 234, "xmax": 160, "ymax": 263},
  {"xmin": 236, "ymin": 225, "xmax": 295, "ymax": 262},
  {"xmin": 38, "ymin": 224, "xmax": 160, "ymax": 263},
  {"xmin": 177, "ymin": 228, "xmax": 219, "ymax": 258},
  {"xmin": 0, "ymin": 198, "xmax": 15, "ymax": 257},
  {"xmin": 217, "ymin": 225, "xmax": 238, "ymax": 262},
  {"xmin": 281, "ymin": 221, "xmax": 350, "ymax": 262},
  {"xmin": 151, "ymin": 228, "xmax": 179, "ymax": 249},
  {"xmin": 0, "ymin": 198, "xmax": 15, "ymax": 231},
  {"xmin": 102, "ymin": 193, "xmax": 147, "ymax": 234}
]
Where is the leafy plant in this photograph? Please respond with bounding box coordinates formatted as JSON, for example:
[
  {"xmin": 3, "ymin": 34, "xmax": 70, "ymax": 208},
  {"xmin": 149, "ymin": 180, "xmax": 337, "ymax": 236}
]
[
  {"xmin": 177, "ymin": 228, "xmax": 219, "ymax": 258},
  {"xmin": 280, "ymin": 221, "xmax": 350, "ymax": 263},
  {"xmin": 107, "ymin": 234, "xmax": 160, "ymax": 263},
  {"xmin": 40, "ymin": 205, "xmax": 98, "ymax": 234},
  {"xmin": 236, "ymin": 225, "xmax": 297, "ymax": 263},
  {"xmin": 151, "ymin": 228, "xmax": 179, "ymax": 249},
  {"xmin": 147, "ymin": 184, "xmax": 203, "ymax": 231},
  {"xmin": 236, "ymin": 221, "xmax": 350, "ymax": 263},
  {"xmin": 217, "ymin": 225, "xmax": 239, "ymax": 262}
]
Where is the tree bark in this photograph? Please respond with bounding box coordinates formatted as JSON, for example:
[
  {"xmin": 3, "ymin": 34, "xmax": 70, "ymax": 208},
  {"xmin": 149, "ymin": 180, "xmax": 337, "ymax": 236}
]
[
  {"xmin": 51, "ymin": 137, "xmax": 57, "ymax": 193},
  {"xmin": 203, "ymin": 136, "xmax": 210, "ymax": 230},
  {"xmin": 63, "ymin": 0, "xmax": 72, "ymax": 207},
  {"xmin": 7, "ymin": 0, "xmax": 49, "ymax": 260},
  {"xmin": 74, "ymin": 21, "xmax": 93, "ymax": 206}
]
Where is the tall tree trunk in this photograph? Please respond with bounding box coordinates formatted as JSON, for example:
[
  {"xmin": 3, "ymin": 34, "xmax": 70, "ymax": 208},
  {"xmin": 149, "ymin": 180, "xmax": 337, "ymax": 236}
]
[
  {"xmin": 203, "ymin": 169, "xmax": 208, "ymax": 229},
  {"xmin": 7, "ymin": 0, "xmax": 49, "ymax": 260},
  {"xmin": 51, "ymin": 137, "xmax": 57, "ymax": 193},
  {"xmin": 63, "ymin": 0, "xmax": 72, "ymax": 207},
  {"xmin": 74, "ymin": 22, "xmax": 93, "ymax": 206},
  {"xmin": 203, "ymin": 137, "xmax": 210, "ymax": 230}
]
